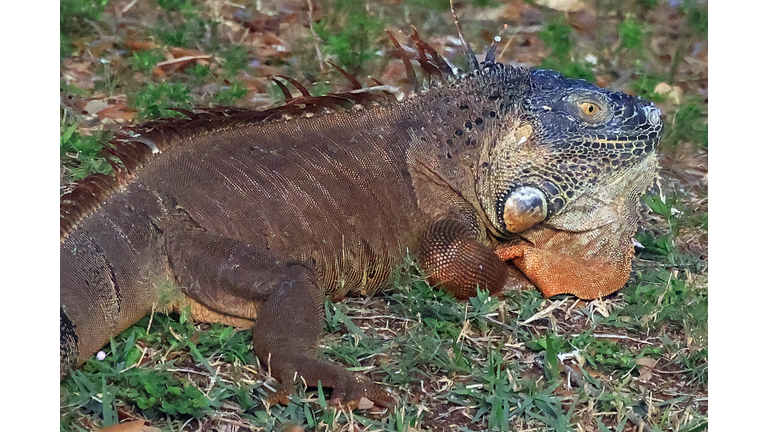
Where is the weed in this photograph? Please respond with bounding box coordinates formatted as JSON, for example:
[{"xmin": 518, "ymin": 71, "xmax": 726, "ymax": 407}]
[
  {"xmin": 153, "ymin": 14, "xmax": 208, "ymax": 48},
  {"xmin": 189, "ymin": 63, "xmax": 211, "ymax": 81},
  {"xmin": 212, "ymin": 80, "xmax": 248, "ymax": 105},
  {"xmin": 316, "ymin": 0, "xmax": 385, "ymax": 73},
  {"xmin": 632, "ymin": 71, "xmax": 668, "ymax": 102},
  {"xmin": 60, "ymin": 0, "xmax": 111, "ymax": 56},
  {"xmin": 679, "ymin": 0, "xmax": 708, "ymax": 35},
  {"xmin": 219, "ymin": 45, "xmax": 251, "ymax": 79},
  {"xmin": 131, "ymin": 81, "xmax": 192, "ymax": 120},
  {"xmin": 539, "ymin": 20, "xmax": 573, "ymax": 61},
  {"xmin": 60, "ymin": 122, "xmax": 112, "ymax": 182},
  {"xmin": 538, "ymin": 19, "xmax": 595, "ymax": 82},
  {"xmin": 618, "ymin": 15, "xmax": 646, "ymax": 52},
  {"xmin": 129, "ymin": 50, "xmax": 165, "ymax": 74},
  {"xmin": 158, "ymin": 0, "xmax": 195, "ymax": 13},
  {"xmin": 662, "ymin": 97, "xmax": 708, "ymax": 149}
]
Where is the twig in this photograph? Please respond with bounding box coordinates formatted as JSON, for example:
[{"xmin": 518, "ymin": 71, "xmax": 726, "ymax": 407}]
[
  {"xmin": 344, "ymin": 315, "xmax": 413, "ymax": 322},
  {"xmin": 121, "ymin": 0, "xmax": 139, "ymax": 14},
  {"xmin": 155, "ymin": 55, "xmax": 212, "ymax": 68},
  {"xmin": 625, "ymin": 407, "xmax": 655, "ymax": 432},
  {"xmin": 212, "ymin": 416, "xmax": 258, "ymax": 431},
  {"xmin": 166, "ymin": 368, "xmax": 216, "ymax": 376},
  {"xmin": 307, "ymin": 0, "xmax": 325, "ymax": 73},
  {"xmin": 522, "ymin": 299, "xmax": 566, "ymax": 325},
  {"xmin": 592, "ymin": 333, "xmax": 657, "ymax": 345},
  {"xmin": 482, "ymin": 315, "xmax": 516, "ymax": 331}
]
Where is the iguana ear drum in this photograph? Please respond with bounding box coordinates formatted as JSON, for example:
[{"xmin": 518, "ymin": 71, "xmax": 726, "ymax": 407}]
[{"xmin": 502, "ymin": 186, "xmax": 547, "ymax": 233}]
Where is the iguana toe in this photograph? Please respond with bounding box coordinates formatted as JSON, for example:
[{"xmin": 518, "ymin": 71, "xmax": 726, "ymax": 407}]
[{"xmin": 329, "ymin": 373, "xmax": 397, "ymax": 410}]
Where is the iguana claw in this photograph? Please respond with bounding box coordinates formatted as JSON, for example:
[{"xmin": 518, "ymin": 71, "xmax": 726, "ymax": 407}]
[
  {"xmin": 265, "ymin": 373, "xmax": 396, "ymax": 411},
  {"xmin": 328, "ymin": 374, "xmax": 397, "ymax": 410}
]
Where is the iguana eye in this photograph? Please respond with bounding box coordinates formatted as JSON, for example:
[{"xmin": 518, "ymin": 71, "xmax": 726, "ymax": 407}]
[{"xmin": 580, "ymin": 102, "xmax": 600, "ymax": 116}]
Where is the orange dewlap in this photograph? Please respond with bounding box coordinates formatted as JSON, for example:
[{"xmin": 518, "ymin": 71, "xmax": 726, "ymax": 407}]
[{"xmin": 495, "ymin": 242, "xmax": 634, "ymax": 299}]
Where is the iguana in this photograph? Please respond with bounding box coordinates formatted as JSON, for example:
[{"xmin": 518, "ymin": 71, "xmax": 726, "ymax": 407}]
[{"xmin": 60, "ymin": 27, "xmax": 662, "ymax": 409}]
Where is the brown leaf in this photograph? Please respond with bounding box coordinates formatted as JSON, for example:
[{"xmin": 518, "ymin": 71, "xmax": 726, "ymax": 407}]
[
  {"xmin": 153, "ymin": 50, "xmax": 213, "ymax": 75},
  {"xmin": 357, "ymin": 397, "xmax": 375, "ymax": 410},
  {"xmin": 636, "ymin": 357, "xmax": 658, "ymax": 382},
  {"xmin": 534, "ymin": 0, "xmax": 585, "ymax": 12},
  {"xmin": 278, "ymin": 424, "xmax": 305, "ymax": 432},
  {"xmin": 98, "ymin": 419, "xmax": 162, "ymax": 432},
  {"xmin": 653, "ymin": 82, "xmax": 683, "ymax": 105},
  {"xmin": 124, "ymin": 39, "xmax": 158, "ymax": 52},
  {"xmin": 168, "ymin": 47, "xmax": 207, "ymax": 59},
  {"xmin": 500, "ymin": 0, "xmax": 525, "ymax": 21},
  {"xmin": 89, "ymin": 38, "xmax": 117, "ymax": 57},
  {"xmin": 83, "ymin": 99, "xmax": 111, "ymax": 115},
  {"xmin": 96, "ymin": 103, "xmax": 136, "ymax": 122}
]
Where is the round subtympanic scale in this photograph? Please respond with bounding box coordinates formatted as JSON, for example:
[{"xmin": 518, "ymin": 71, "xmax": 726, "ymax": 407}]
[{"xmin": 503, "ymin": 186, "xmax": 547, "ymax": 233}]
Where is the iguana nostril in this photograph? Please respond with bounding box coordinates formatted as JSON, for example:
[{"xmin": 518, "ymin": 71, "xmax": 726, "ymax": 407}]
[{"xmin": 503, "ymin": 186, "xmax": 547, "ymax": 233}]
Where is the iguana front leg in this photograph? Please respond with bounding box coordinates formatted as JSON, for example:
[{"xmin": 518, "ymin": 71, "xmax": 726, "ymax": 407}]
[
  {"xmin": 417, "ymin": 218, "xmax": 509, "ymax": 299},
  {"xmin": 253, "ymin": 267, "xmax": 396, "ymax": 409},
  {"xmin": 166, "ymin": 229, "xmax": 395, "ymax": 409}
]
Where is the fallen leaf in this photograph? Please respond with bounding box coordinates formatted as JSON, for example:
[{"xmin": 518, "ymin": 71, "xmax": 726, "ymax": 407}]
[
  {"xmin": 83, "ymin": 99, "xmax": 111, "ymax": 115},
  {"xmin": 89, "ymin": 38, "xmax": 117, "ymax": 57},
  {"xmin": 153, "ymin": 55, "xmax": 212, "ymax": 75},
  {"xmin": 124, "ymin": 39, "xmax": 157, "ymax": 51},
  {"xmin": 98, "ymin": 419, "xmax": 162, "ymax": 432},
  {"xmin": 169, "ymin": 47, "xmax": 207, "ymax": 58},
  {"xmin": 357, "ymin": 397, "xmax": 375, "ymax": 410},
  {"xmin": 96, "ymin": 103, "xmax": 136, "ymax": 122},
  {"xmin": 653, "ymin": 82, "xmax": 683, "ymax": 105},
  {"xmin": 636, "ymin": 357, "xmax": 658, "ymax": 382},
  {"xmin": 534, "ymin": 0, "xmax": 585, "ymax": 12},
  {"xmin": 501, "ymin": 1, "xmax": 524, "ymax": 21}
]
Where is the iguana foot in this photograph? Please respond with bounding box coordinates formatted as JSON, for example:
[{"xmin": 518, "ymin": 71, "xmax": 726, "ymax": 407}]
[
  {"xmin": 263, "ymin": 358, "xmax": 396, "ymax": 410},
  {"xmin": 253, "ymin": 264, "xmax": 396, "ymax": 410},
  {"xmin": 495, "ymin": 243, "xmax": 633, "ymax": 299},
  {"xmin": 327, "ymin": 372, "xmax": 397, "ymax": 410}
]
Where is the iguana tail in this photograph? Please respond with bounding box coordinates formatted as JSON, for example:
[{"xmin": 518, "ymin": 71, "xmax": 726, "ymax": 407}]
[{"xmin": 60, "ymin": 180, "xmax": 168, "ymax": 379}]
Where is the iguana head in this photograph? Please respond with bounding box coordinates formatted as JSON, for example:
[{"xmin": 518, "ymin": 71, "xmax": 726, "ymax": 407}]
[
  {"xmin": 478, "ymin": 67, "xmax": 662, "ymax": 239},
  {"xmin": 468, "ymin": 65, "xmax": 662, "ymax": 298}
]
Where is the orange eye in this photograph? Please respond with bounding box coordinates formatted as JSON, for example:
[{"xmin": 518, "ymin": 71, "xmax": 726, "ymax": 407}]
[{"xmin": 580, "ymin": 102, "xmax": 600, "ymax": 116}]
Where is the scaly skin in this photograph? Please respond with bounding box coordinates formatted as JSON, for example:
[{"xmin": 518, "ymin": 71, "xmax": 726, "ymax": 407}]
[{"xmin": 60, "ymin": 39, "xmax": 662, "ymax": 409}]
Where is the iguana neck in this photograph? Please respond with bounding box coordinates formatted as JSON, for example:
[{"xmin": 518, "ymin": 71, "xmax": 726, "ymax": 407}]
[{"xmin": 398, "ymin": 65, "xmax": 531, "ymax": 241}]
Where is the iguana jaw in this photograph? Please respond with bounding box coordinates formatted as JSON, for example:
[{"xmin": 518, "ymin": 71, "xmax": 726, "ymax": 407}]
[{"xmin": 497, "ymin": 153, "xmax": 659, "ymax": 299}]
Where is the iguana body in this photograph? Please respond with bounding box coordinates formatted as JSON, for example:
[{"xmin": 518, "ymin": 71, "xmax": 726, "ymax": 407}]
[{"xmin": 60, "ymin": 34, "xmax": 662, "ymax": 408}]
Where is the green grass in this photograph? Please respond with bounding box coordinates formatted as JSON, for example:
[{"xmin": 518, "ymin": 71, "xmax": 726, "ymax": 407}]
[
  {"xmin": 60, "ymin": 0, "xmax": 111, "ymax": 56},
  {"xmin": 60, "ymin": 121, "xmax": 112, "ymax": 182},
  {"xmin": 538, "ymin": 18, "xmax": 596, "ymax": 82},
  {"xmin": 315, "ymin": 0, "xmax": 386, "ymax": 73},
  {"xmin": 662, "ymin": 98, "xmax": 709, "ymax": 150},
  {"xmin": 60, "ymin": 0, "xmax": 708, "ymax": 430}
]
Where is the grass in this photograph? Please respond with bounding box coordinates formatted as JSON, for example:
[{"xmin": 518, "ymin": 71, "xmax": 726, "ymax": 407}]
[
  {"xmin": 60, "ymin": 121, "xmax": 112, "ymax": 182},
  {"xmin": 60, "ymin": 0, "xmax": 708, "ymax": 430}
]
